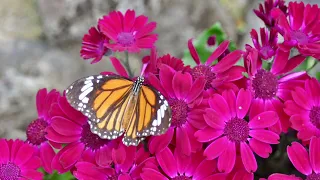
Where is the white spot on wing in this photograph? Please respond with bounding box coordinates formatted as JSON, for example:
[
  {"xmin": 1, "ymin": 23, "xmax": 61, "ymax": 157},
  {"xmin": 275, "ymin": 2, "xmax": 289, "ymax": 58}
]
[{"xmin": 79, "ymin": 87, "xmax": 93, "ymax": 100}]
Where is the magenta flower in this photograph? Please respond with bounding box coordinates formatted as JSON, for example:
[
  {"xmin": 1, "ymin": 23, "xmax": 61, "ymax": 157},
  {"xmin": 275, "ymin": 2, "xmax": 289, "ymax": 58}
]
[
  {"xmin": 254, "ymin": 0, "xmax": 287, "ymax": 27},
  {"xmin": 195, "ymin": 89, "xmax": 280, "ymax": 173},
  {"xmin": 244, "ymin": 46, "xmax": 307, "ymax": 133},
  {"xmin": 284, "ymin": 78, "xmax": 320, "ymax": 142},
  {"xmin": 188, "ymin": 39, "xmax": 244, "ymax": 90},
  {"xmin": 141, "ymin": 147, "xmax": 219, "ymax": 180},
  {"xmin": 287, "ymin": 137, "xmax": 320, "ymax": 179},
  {"xmin": 98, "ymin": 9, "xmax": 158, "ymax": 53},
  {"xmin": 147, "ymin": 65, "xmax": 206, "ymax": 155},
  {"xmin": 0, "ymin": 139, "xmax": 43, "ymax": 180},
  {"xmin": 271, "ymin": 2, "xmax": 320, "ymax": 59},
  {"xmin": 250, "ymin": 28, "xmax": 278, "ymax": 59},
  {"xmin": 26, "ymin": 88, "xmax": 59, "ymax": 173},
  {"xmin": 80, "ymin": 26, "xmax": 110, "ymax": 64},
  {"xmin": 264, "ymin": 173, "xmax": 301, "ymax": 180},
  {"xmin": 73, "ymin": 145, "xmax": 158, "ymax": 180},
  {"xmin": 45, "ymin": 94, "xmax": 120, "ymax": 173}
]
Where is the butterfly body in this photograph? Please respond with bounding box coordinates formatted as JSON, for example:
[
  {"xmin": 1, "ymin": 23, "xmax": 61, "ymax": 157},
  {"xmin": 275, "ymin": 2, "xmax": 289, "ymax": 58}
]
[{"xmin": 65, "ymin": 74, "xmax": 171, "ymax": 146}]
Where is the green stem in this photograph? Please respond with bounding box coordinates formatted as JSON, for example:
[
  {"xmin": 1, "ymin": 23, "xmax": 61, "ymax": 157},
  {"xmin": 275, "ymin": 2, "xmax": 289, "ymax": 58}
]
[
  {"xmin": 307, "ymin": 60, "xmax": 318, "ymax": 72},
  {"xmin": 123, "ymin": 51, "xmax": 134, "ymax": 77}
]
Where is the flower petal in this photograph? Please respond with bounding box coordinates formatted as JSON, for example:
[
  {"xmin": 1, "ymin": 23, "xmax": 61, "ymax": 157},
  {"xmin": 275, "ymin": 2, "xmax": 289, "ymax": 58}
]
[
  {"xmin": 0, "ymin": 139, "xmax": 9, "ymax": 163},
  {"xmin": 110, "ymin": 57, "xmax": 129, "ymax": 77},
  {"xmin": 249, "ymin": 138, "xmax": 272, "ymax": 158},
  {"xmin": 270, "ymin": 49, "xmax": 289, "ymax": 75},
  {"xmin": 291, "ymin": 87, "xmax": 312, "ymax": 110},
  {"xmin": 204, "ymin": 136, "xmax": 229, "ymax": 160},
  {"xmin": 280, "ymin": 55, "xmax": 306, "ymax": 74},
  {"xmin": 249, "ymin": 130, "xmax": 279, "ymax": 144},
  {"xmin": 159, "ymin": 65, "xmax": 176, "ymax": 97},
  {"xmin": 268, "ymin": 173, "xmax": 301, "ymax": 180},
  {"xmin": 222, "ymin": 90, "xmax": 237, "ymax": 118},
  {"xmin": 188, "ymin": 39, "xmax": 201, "ymax": 65},
  {"xmin": 141, "ymin": 168, "xmax": 168, "ymax": 180},
  {"xmin": 40, "ymin": 143, "xmax": 55, "ymax": 173},
  {"xmin": 287, "ymin": 142, "xmax": 312, "ymax": 175},
  {"xmin": 59, "ymin": 142, "xmax": 85, "ymax": 169},
  {"xmin": 236, "ymin": 89, "xmax": 252, "ymax": 118},
  {"xmin": 51, "ymin": 116, "xmax": 82, "ymax": 136},
  {"xmin": 172, "ymin": 71, "xmax": 192, "ymax": 99},
  {"xmin": 149, "ymin": 127, "xmax": 174, "ymax": 154},
  {"xmin": 240, "ymin": 142, "xmax": 257, "ymax": 172},
  {"xmin": 204, "ymin": 108, "xmax": 225, "ymax": 129},
  {"xmin": 156, "ymin": 147, "xmax": 178, "ymax": 178},
  {"xmin": 176, "ymin": 127, "xmax": 191, "ymax": 156},
  {"xmin": 193, "ymin": 159, "xmax": 217, "ymax": 180},
  {"xmin": 249, "ymin": 111, "xmax": 278, "ymax": 128},
  {"xmin": 218, "ymin": 141, "xmax": 236, "ymax": 173},
  {"xmin": 186, "ymin": 76, "xmax": 205, "ymax": 103},
  {"xmin": 14, "ymin": 143, "xmax": 35, "ymax": 166},
  {"xmin": 206, "ymin": 40, "xmax": 230, "ymax": 65},
  {"xmin": 195, "ymin": 127, "xmax": 223, "ymax": 142},
  {"xmin": 310, "ymin": 137, "xmax": 320, "ymax": 173},
  {"xmin": 211, "ymin": 50, "xmax": 242, "ymax": 73},
  {"xmin": 209, "ymin": 94, "xmax": 230, "ymax": 121}
]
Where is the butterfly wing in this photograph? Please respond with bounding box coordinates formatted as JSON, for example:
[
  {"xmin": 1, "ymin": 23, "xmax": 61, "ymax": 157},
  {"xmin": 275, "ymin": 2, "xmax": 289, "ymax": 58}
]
[
  {"xmin": 65, "ymin": 74, "xmax": 134, "ymax": 139},
  {"xmin": 122, "ymin": 84, "xmax": 172, "ymax": 146}
]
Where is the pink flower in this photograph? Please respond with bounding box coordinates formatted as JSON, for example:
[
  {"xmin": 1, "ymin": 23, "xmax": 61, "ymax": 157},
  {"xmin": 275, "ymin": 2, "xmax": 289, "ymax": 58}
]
[
  {"xmin": 26, "ymin": 88, "xmax": 59, "ymax": 173},
  {"xmin": 195, "ymin": 89, "xmax": 280, "ymax": 173},
  {"xmin": 80, "ymin": 26, "xmax": 111, "ymax": 64},
  {"xmin": 271, "ymin": 2, "xmax": 320, "ymax": 59},
  {"xmin": 254, "ymin": 0, "xmax": 287, "ymax": 28},
  {"xmin": 264, "ymin": 173, "xmax": 301, "ymax": 180},
  {"xmin": 287, "ymin": 137, "xmax": 320, "ymax": 179},
  {"xmin": 73, "ymin": 145, "xmax": 157, "ymax": 180},
  {"xmin": 250, "ymin": 28, "xmax": 278, "ymax": 59},
  {"xmin": 147, "ymin": 65, "xmax": 206, "ymax": 156},
  {"xmin": 284, "ymin": 78, "xmax": 320, "ymax": 142},
  {"xmin": 141, "ymin": 147, "xmax": 219, "ymax": 180},
  {"xmin": 45, "ymin": 94, "xmax": 119, "ymax": 173},
  {"xmin": 188, "ymin": 39, "xmax": 244, "ymax": 90},
  {"xmin": 99, "ymin": 9, "xmax": 158, "ymax": 53},
  {"xmin": 245, "ymin": 46, "xmax": 308, "ymax": 133},
  {"xmin": 0, "ymin": 139, "xmax": 43, "ymax": 180}
]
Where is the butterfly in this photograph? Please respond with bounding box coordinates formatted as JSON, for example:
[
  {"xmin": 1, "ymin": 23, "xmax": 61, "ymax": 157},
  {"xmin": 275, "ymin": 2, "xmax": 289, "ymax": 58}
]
[{"xmin": 65, "ymin": 74, "xmax": 172, "ymax": 146}]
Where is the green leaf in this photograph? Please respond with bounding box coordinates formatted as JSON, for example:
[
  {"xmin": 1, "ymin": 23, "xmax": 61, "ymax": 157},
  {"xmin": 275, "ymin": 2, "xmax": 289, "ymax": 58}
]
[
  {"xmin": 44, "ymin": 171, "xmax": 75, "ymax": 180},
  {"xmin": 316, "ymin": 72, "xmax": 320, "ymax": 80},
  {"xmin": 182, "ymin": 22, "xmax": 237, "ymax": 66}
]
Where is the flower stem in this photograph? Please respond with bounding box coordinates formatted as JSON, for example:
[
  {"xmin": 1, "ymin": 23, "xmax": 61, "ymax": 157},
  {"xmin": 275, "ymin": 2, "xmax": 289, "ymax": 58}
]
[
  {"xmin": 307, "ymin": 60, "xmax": 318, "ymax": 73},
  {"xmin": 123, "ymin": 51, "xmax": 134, "ymax": 77}
]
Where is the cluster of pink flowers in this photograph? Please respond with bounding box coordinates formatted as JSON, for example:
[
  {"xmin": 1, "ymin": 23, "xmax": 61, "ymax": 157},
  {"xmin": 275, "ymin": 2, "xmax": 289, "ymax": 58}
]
[{"xmin": 1, "ymin": 0, "xmax": 320, "ymax": 179}]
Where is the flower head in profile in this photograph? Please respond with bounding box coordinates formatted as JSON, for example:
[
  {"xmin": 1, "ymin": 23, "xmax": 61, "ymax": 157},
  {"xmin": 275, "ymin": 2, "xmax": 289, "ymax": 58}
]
[
  {"xmin": 26, "ymin": 88, "xmax": 59, "ymax": 173},
  {"xmin": 284, "ymin": 78, "xmax": 320, "ymax": 142},
  {"xmin": 147, "ymin": 65, "xmax": 206, "ymax": 156},
  {"xmin": 0, "ymin": 139, "xmax": 43, "ymax": 180},
  {"xmin": 254, "ymin": 0, "xmax": 287, "ymax": 27},
  {"xmin": 99, "ymin": 9, "xmax": 158, "ymax": 53},
  {"xmin": 244, "ymin": 46, "xmax": 307, "ymax": 133},
  {"xmin": 80, "ymin": 26, "xmax": 111, "ymax": 64},
  {"xmin": 271, "ymin": 2, "xmax": 320, "ymax": 59},
  {"xmin": 188, "ymin": 39, "xmax": 244, "ymax": 90},
  {"xmin": 195, "ymin": 89, "xmax": 280, "ymax": 173},
  {"xmin": 250, "ymin": 28, "xmax": 278, "ymax": 59}
]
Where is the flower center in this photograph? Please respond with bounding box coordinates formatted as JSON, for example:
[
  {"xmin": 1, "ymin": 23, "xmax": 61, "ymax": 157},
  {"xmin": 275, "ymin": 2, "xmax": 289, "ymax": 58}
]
[
  {"xmin": 80, "ymin": 124, "xmax": 110, "ymax": 150},
  {"xmin": 191, "ymin": 65, "xmax": 216, "ymax": 90},
  {"xmin": 0, "ymin": 162, "xmax": 21, "ymax": 180},
  {"xmin": 26, "ymin": 118, "xmax": 48, "ymax": 146},
  {"xmin": 310, "ymin": 106, "xmax": 320, "ymax": 129},
  {"xmin": 252, "ymin": 69, "xmax": 278, "ymax": 100},
  {"xmin": 224, "ymin": 118, "xmax": 249, "ymax": 143},
  {"xmin": 172, "ymin": 175, "xmax": 192, "ymax": 180},
  {"xmin": 259, "ymin": 46, "xmax": 274, "ymax": 59},
  {"xmin": 306, "ymin": 173, "xmax": 320, "ymax": 180},
  {"xmin": 168, "ymin": 99, "xmax": 188, "ymax": 127},
  {"xmin": 290, "ymin": 30, "xmax": 309, "ymax": 45},
  {"xmin": 117, "ymin": 32, "xmax": 135, "ymax": 46}
]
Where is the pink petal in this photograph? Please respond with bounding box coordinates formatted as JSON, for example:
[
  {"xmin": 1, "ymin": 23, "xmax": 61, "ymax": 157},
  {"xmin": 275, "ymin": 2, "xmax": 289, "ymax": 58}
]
[
  {"xmin": 141, "ymin": 168, "xmax": 168, "ymax": 180},
  {"xmin": 193, "ymin": 159, "xmax": 217, "ymax": 180},
  {"xmin": 218, "ymin": 66, "xmax": 246, "ymax": 82},
  {"xmin": 249, "ymin": 99, "xmax": 265, "ymax": 120},
  {"xmin": 40, "ymin": 143, "xmax": 55, "ymax": 173},
  {"xmin": 36, "ymin": 88, "xmax": 47, "ymax": 116},
  {"xmin": 0, "ymin": 139, "xmax": 9, "ymax": 163},
  {"xmin": 289, "ymin": 114, "xmax": 305, "ymax": 131},
  {"xmin": 135, "ymin": 22, "xmax": 157, "ymax": 39},
  {"xmin": 95, "ymin": 147, "xmax": 112, "ymax": 168},
  {"xmin": 268, "ymin": 173, "xmax": 301, "ymax": 180},
  {"xmin": 236, "ymin": 89, "xmax": 252, "ymax": 118},
  {"xmin": 110, "ymin": 57, "xmax": 129, "ymax": 77},
  {"xmin": 58, "ymin": 97, "xmax": 87, "ymax": 124},
  {"xmin": 186, "ymin": 76, "xmax": 205, "ymax": 103},
  {"xmin": 270, "ymin": 49, "xmax": 289, "ymax": 75},
  {"xmin": 310, "ymin": 137, "xmax": 320, "ymax": 173},
  {"xmin": 279, "ymin": 55, "xmax": 306, "ymax": 74},
  {"xmin": 240, "ymin": 142, "xmax": 257, "ymax": 172},
  {"xmin": 284, "ymin": 100, "xmax": 305, "ymax": 116},
  {"xmin": 176, "ymin": 127, "xmax": 191, "ymax": 156},
  {"xmin": 51, "ymin": 116, "xmax": 82, "ymax": 136},
  {"xmin": 59, "ymin": 142, "xmax": 85, "ymax": 169},
  {"xmin": 289, "ymin": 1, "xmax": 304, "ymax": 31},
  {"xmin": 212, "ymin": 50, "xmax": 242, "ymax": 73},
  {"xmin": 172, "ymin": 71, "xmax": 192, "ymax": 99},
  {"xmin": 195, "ymin": 127, "xmax": 223, "ymax": 142},
  {"xmin": 188, "ymin": 109, "xmax": 207, "ymax": 129},
  {"xmin": 209, "ymin": 94, "xmax": 230, "ymax": 121},
  {"xmin": 46, "ymin": 127, "xmax": 80, "ymax": 144},
  {"xmin": 249, "ymin": 138, "xmax": 272, "ymax": 158},
  {"xmin": 233, "ymin": 170, "xmax": 254, "ymax": 180},
  {"xmin": 118, "ymin": 174, "xmax": 132, "ymax": 180},
  {"xmin": 291, "ymin": 87, "xmax": 312, "ymax": 110},
  {"xmin": 112, "ymin": 144, "xmax": 126, "ymax": 165},
  {"xmin": 204, "ymin": 136, "xmax": 229, "ymax": 160},
  {"xmin": 203, "ymin": 173, "xmax": 227, "ymax": 180},
  {"xmin": 306, "ymin": 78, "xmax": 320, "ymax": 106},
  {"xmin": 222, "ymin": 90, "xmax": 237, "ymax": 118},
  {"xmin": 156, "ymin": 147, "xmax": 178, "ymax": 178},
  {"xmin": 188, "ymin": 39, "xmax": 201, "ymax": 65},
  {"xmin": 249, "ymin": 130, "xmax": 279, "ymax": 144},
  {"xmin": 206, "ymin": 40, "xmax": 230, "ymax": 65},
  {"xmin": 159, "ymin": 65, "xmax": 176, "ymax": 97},
  {"xmin": 14, "ymin": 143, "xmax": 35, "ymax": 166},
  {"xmin": 147, "ymin": 73, "xmax": 168, "ymax": 97},
  {"xmin": 123, "ymin": 10, "xmax": 135, "ymax": 32},
  {"xmin": 218, "ymin": 141, "xmax": 236, "ymax": 173},
  {"xmin": 204, "ymin": 108, "xmax": 225, "ymax": 129},
  {"xmin": 287, "ymin": 142, "xmax": 312, "ymax": 175},
  {"xmin": 21, "ymin": 170, "xmax": 43, "ymax": 180},
  {"xmin": 149, "ymin": 127, "xmax": 174, "ymax": 154},
  {"xmin": 20, "ymin": 156, "xmax": 41, "ymax": 170},
  {"xmin": 249, "ymin": 111, "xmax": 278, "ymax": 128}
]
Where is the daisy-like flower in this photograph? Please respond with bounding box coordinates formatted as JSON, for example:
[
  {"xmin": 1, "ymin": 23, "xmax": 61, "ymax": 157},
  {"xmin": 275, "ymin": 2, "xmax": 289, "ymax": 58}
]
[
  {"xmin": 284, "ymin": 78, "xmax": 320, "ymax": 142},
  {"xmin": 73, "ymin": 145, "xmax": 158, "ymax": 180},
  {"xmin": 98, "ymin": 9, "xmax": 158, "ymax": 53},
  {"xmin": 244, "ymin": 46, "xmax": 308, "ymax": 133},
  {"xmin": 147, "ymin": 65, "xmax": 206, "ymax": 155},
  {"xmin": 141, "ymin": 147, "xmax": 219, "ymax": 180},
  {"xmin": 271, "ymin": 2, "xmax": 320, "ymax": 59},
  {"xmin": 0, "ymin": 139, "xmax": 43, "ymax": 180},
  {"xmin": 188, "ymin": 39, "xmax": 244, "ymax": 90},
  {"xmin": 26, "ymin": 88, "xmax": 59, "ymax": 173},
  {"xmin": 250, "ymin": 28, "xmax": 278, "ymax": 59},
  {"xmin": 45, "ymin": 94, "xmax": 120, "ymax": 173},
  {"xmin": 195, "ymin": 89, "xmax": 280, "ymax": 173},
  {"xmin": 254, "ymin": 0, "xmax": 287, "ymax": 28},
  {"xmin": 80, "ymin": 26, "xmax": 111, "ymax": 64}
]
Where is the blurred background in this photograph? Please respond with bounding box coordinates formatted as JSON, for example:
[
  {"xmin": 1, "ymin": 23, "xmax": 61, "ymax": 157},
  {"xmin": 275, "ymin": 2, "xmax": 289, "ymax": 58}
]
[{"xmin": 0, "ymin": 0, "xmax": 319, "ymax": 140}]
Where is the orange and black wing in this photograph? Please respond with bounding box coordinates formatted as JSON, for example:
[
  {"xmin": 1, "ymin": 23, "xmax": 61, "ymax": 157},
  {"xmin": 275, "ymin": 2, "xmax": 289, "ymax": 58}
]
[
  {"xmin": 122, "ymin": 84, "xmax": 172, "ymax": 146},
  {"xmin": 65, "ymin": 74, "xmax": 134, "ymax": 139}
]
